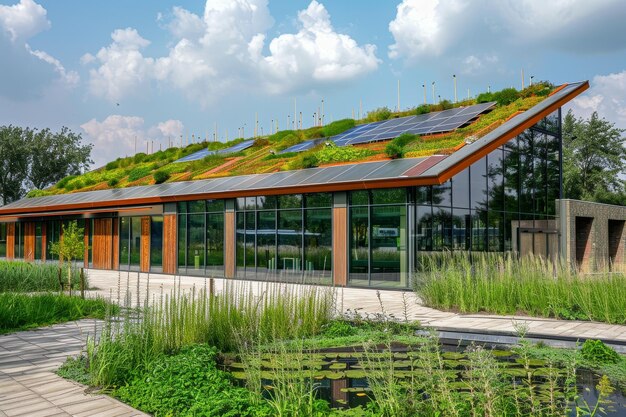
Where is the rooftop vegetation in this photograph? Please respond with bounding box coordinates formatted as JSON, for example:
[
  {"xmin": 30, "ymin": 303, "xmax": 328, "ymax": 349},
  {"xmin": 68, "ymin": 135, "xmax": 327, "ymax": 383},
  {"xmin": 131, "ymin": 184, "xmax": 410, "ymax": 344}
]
[{"xmin": 29, "ymin": 83, "xmax": 554, "ymax": 198}]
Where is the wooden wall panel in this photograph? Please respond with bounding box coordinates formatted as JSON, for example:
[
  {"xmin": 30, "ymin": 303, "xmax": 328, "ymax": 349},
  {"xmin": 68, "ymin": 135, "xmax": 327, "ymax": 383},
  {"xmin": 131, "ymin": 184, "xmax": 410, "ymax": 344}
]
[
  {"xmin": 92, "ymin": 218, "xmax": 113, "ymax": 269},
  {"xmin": 41, "ymin": 223, "xmax": 47, "ymax": 262},
  {"xmin": 6, "ymin": 223, "xmax": 14, "ymax": 259},
  {"xmin": 140, "ymin": 216, "xmax": 150, "ymax": 272},
  {"xmin": 162, "ymin": 214, "xmax": 177, "ymax": 274},
  {"xmin": 24, "ymin": 222, "xmax": 35, "ymax": 262},
  {"xmin": 224, "ymin": 211, "xmax": 235, "ymax": 278},
  {"xmin": 332, "ymin": 207, "xmax": 347, "ymax": 286}
]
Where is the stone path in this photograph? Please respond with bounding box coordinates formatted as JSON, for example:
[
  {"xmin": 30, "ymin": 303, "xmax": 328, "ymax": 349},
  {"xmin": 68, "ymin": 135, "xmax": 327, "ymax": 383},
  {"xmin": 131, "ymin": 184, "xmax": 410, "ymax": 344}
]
[{"xmin": 0, "ymin": 320, "xmax": 148, "ymax": 417}]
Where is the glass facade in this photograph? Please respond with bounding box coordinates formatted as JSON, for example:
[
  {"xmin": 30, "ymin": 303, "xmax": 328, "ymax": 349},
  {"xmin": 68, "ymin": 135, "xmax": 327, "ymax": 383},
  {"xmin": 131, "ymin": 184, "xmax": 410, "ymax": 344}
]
[
  {"xmin": 119, "ymin": 217, "xmax": 142, "ymax": 271},
  {"xmin": 177, "ymin": 200, "xmax": 225, "ymax": 277},
  {"xmin": 236, "ymin": 194, "xmax": 332, "ymax": 284}
]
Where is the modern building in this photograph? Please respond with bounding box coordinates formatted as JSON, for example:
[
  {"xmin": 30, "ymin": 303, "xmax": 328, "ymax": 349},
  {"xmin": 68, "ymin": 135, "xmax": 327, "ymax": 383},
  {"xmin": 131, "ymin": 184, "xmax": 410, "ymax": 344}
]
[{"xmin": 1, "ymin": 81, "xmax": 620, "ymax": 288}]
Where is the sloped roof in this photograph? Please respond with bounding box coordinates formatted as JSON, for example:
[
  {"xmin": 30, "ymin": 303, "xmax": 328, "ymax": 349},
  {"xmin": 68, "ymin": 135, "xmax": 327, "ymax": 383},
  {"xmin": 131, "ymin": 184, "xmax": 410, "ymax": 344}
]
[{"xmin": 0, "ymin": 81, "xmax": 588, "ymax": 218}]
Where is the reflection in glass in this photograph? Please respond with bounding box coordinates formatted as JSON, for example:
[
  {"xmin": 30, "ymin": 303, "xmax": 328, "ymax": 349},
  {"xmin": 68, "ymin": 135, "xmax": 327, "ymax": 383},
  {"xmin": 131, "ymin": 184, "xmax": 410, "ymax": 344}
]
[
  {"xmin": 150, "ymin": 216, "xmax": 163, "ymax": 272},
  {"xmin": 371, "ymin": 205, "xmax": 407, "ymax": 285},
  {"xmin": 206, "ymin": 213, "xmax": 224, "ymax": 276},
  {"xmin": 349, "ymin": 207, "xmax": 369, "ymax": 282},
  {"xmin": 304, "ymin": 209, "xmax": 332, "ymax": 281},
  {"xmin": 278, "ymin": 210, "xmax": 302, "ymax": 272}
]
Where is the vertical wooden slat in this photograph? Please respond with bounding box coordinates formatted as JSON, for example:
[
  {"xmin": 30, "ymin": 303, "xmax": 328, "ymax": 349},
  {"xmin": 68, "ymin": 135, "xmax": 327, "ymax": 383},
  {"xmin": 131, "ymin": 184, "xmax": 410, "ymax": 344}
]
[
  {"xmin": 332, "ymin": 206, "xmax": 347, "ymax": 286},
  {"xmin": 224, "ymin": 211, "xmax": 235, "ymax": 278},
  {"xmin": 41, "ymin": 223, "xmax": 47, "ymax": 262},
  {"xmin": 92, "ymin": 218, "xmax": 114, "ymax": 270},
  {"xmin": 24, "ymin": 222, "xmax": 35, "ymax": 262},
  {"xmin": 140, "ymin": 216, "xmax": 150, "ymax": 272},
  {"xmin": 6, "ymin": 223, "xmax": 14, "ymax": 259},
  {"xmin": 162, "ymin": 214, "xmax": 177, "ymax": 274}
]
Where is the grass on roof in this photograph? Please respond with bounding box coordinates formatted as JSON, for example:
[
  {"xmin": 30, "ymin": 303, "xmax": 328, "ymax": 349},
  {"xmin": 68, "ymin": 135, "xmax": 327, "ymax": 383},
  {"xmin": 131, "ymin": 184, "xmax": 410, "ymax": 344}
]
[{"xmin": 28, "ymin": 83, "xmax": 554, "ymax": 197}]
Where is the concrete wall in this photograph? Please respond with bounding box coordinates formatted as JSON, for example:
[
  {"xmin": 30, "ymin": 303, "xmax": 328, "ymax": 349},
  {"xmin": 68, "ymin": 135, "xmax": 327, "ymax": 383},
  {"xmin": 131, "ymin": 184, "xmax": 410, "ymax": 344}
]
[{"xmin": 558, "ymin": 199, "xmax": 626, "ymax": 271}]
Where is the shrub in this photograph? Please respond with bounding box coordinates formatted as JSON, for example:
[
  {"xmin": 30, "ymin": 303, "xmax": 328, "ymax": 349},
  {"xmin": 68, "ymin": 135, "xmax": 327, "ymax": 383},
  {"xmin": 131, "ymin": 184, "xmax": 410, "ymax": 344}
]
[
  {"xmin": 416, "ymin": 104, "xmax": 430, "ymax": 115},
  {"xmin": 287, "ymin": 153, "xmax": 318, "ymax": 170},
  {"xmin": 153, "ymin": 171, "xmax": 170, "ymax": 184},
  {"xmin": 385, "ymin": 133, "xmax": 418, "ymax": 159},
  {"xmin": 366, "ymin": 107, "xmax": 392, "ymax": 122},
  {"xmin": 476, "ymin": 92, "xmax": 494, "ymax": 103},
  {"xmin": 275, "ymin": 133, "xmax": 302, "ymax": 151},
  {"xmin": 581, "ymin": 340, "xmax": 621, "ymax": 364},
  {"xmin": 26, "ymin": 189, "xmax": 48, "ymax": 198},
  {"xmin": 105, "ymin": 160, "xmax": 120, "ymax": 170},
  {"xmin": 493, "ymin": 88, "xmax": 520, "ymax": 106},
  {"xmin": 322, "ymin": 118, "xmax": 355, "ymax": 137},
  {"xmin": 107, "ymin": 178, "xmax": 119, "ymax": 187},
  {"xmin": 0, "ymin": 260, "xmax": 84, "ymax": 292},
  {"xmin": 322, "ymin": 320, "xmax": 357, "ymax": 338},
  {"xmin": 253, "ymin": 137, "xmax": 269, "ymax": 147},
  {"xmin": 133, "ymin": 153, "xmax": 147, "ymax": 164},
  {"xmin": 440, "ymin": 99, "xmax": 454, "ymax": 110},
  {"xmin": 56, "ymin": 175, "xmax": 77, "ymax": 189}
]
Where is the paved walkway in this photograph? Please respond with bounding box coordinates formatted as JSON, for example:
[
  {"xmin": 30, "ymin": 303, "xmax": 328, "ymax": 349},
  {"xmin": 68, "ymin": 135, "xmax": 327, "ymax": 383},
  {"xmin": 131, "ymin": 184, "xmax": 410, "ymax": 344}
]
[{"xmin": 0, "ymin": 320, "xmax": 147, "ymax": 417}]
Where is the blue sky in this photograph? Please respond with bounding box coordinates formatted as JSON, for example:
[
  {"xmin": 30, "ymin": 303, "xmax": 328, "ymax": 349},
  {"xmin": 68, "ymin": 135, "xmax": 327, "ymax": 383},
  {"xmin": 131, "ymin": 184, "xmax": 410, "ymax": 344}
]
[{"xmin": 1, "ymin": 0, "xmax": 625, "ymax": 167}]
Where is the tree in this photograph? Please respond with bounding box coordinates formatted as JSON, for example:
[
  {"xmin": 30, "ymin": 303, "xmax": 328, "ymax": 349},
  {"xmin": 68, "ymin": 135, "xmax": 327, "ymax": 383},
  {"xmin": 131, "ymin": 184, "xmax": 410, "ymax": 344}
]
[
  {"xmin": 50, "ymin": 221, "xmax": 85, "ymax": 295},
  {"xmin": 29, "ymin": 127, "xmax": 93, "ymax": 190},
  {"xmin": 0, "ymin": 126, "xmax": 30, "ymax": 205},
  {"xmin": 562, "ymin": 110, "xmax": 626, "ymax": 203},
  {"xmin": 0, "ymin": 125, "xmax": 92, "ymax": 205}
]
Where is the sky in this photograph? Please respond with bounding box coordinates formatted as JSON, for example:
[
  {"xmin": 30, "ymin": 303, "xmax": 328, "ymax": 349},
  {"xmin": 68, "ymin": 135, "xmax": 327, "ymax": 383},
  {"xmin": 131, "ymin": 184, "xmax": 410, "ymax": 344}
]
[{"xmin": 1, "ymin": 0, "xmax": 625, "ymax": 167}]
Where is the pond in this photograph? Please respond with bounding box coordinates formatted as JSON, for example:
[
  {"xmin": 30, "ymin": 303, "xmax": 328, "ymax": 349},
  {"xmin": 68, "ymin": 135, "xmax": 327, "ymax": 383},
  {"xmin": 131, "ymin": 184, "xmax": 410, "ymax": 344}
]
[{"xmin": 224, "ymin": 342, "xmax": 626, "ymax": 416}]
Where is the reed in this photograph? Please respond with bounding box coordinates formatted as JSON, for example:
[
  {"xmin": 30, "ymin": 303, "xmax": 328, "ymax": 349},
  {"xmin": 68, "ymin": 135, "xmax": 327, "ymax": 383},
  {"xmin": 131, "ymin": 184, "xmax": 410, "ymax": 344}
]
[{"xmin": 0, "ymin": 260, "xmax": 84, "ymax": 292}]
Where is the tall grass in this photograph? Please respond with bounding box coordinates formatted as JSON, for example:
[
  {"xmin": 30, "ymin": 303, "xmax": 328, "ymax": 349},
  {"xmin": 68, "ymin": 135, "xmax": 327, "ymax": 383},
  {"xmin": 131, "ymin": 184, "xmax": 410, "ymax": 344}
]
[
  {"xmin": 415, "ymin": 253, "xmax": 626, "ymax": 324},
  {"xmin": 87, "ymin": 280, "xmax": 334, "ymax": 387},
  {"xmin": 0, "ymin": 260, "xmax": 84, "ymax": 292},
  {"xmin": 0, "ymin": 293, "xmax": 111, "ymax": 334}
]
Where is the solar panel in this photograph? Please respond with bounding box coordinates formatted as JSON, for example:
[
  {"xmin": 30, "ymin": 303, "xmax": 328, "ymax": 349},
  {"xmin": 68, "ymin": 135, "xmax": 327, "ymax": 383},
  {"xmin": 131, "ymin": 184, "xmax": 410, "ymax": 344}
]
[{"xmin": 174, "ymin": 140, "xmax": 255, "ymax": 163}]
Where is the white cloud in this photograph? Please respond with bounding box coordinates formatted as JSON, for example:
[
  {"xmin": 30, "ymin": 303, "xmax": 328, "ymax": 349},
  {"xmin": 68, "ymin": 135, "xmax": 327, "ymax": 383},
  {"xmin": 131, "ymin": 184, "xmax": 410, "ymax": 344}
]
[
  {"xmin": 84, "ymin": 0, "xmax": 379, "ymax": 103},
  {"xmin": 0, "ymin": 0, "xmax": 78, "ymax": 100},
  {"xmin": 87, "ymin": 28, "xmax": 154, "ymax": 102},
  {"xmin": 568, "ymin": 71, "xmax": 626, "ymax": 129},
  {"xmin": 80, "ymin": 115, "xmax": 184, "ymax": 166},
  {"xmin": 388, "ymin": 0, "xmax": 626, "ymax": 62},
  {"xmin": 461, "ymin": 54, "xmax": 498, "ymax": 76},
  {"xmin": 0, "ymin": 0, "xmax": 49, "ymax": 42}
]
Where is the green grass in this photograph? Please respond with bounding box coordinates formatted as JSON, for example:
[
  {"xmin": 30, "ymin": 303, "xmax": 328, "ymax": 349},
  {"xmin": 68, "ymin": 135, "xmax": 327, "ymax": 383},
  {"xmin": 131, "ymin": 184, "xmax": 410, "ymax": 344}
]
[
  {"xmin": 0, "ymin": 293, "xmax": 112, "ymax": 334},
  {"xmin": 0, "ymin": 260, "xmax": 85, "ymax": 292},
  {"xmin": 415, "ymin": 252, "xmax": 626, "ymax": 324}
]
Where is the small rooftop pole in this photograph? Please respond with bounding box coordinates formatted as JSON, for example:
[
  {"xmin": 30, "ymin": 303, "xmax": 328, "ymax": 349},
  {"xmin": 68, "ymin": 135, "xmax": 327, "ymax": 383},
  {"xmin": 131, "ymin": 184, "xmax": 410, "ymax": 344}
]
[
  {"xmin": 359, "ymin": 99, "xmax": 362, "ymax": 120},
  {"xmin": 521, "ymin": 68, "xmax": 525, "ymax": 89},
  {"xmin": 422, "ymin": 83, "xmax": 426, "ymax": 105},
  {"xmin": 432, "ymin": 81, "xmax": 435, "ymax": 104},
  {"xmin": 453, "ymin": 74, "xmax": 457, "ymax": 103},
  {"xmin": 321, "ymin": 99, "xmax": 325, "ymax": 126},
  {"xmin": 397, "ymin": 79, "xmax": 400, "ymax": 112},
  {"xmin": 294, "ymin": 98, "xmax": 297, "ymax": 130}
]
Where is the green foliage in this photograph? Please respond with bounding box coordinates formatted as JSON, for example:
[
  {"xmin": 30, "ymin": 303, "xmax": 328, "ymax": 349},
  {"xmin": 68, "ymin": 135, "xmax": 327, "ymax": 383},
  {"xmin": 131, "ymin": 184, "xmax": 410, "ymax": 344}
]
[
  {"xmin": 581, "ymin": 340, "xmax": 621, "ymax": 365},
  {"xmin": 268, "ymin": 130, "xmax": 296, "ymax": 143},
  {"xmin": 415, "ymin": 253, "xmax": 626, "ymax": 324},
  {"xmin": 476, "ymin": 92, "xmax": 494, "ymax": 103},
  {"xmin": 493, "ymin": 88, "xmax": 520, "ymax": 105},
  {"xmin": 563, "ymin": 110, "xmax": 626, "ymax": 203},
  {"xmin": 385, "ymin": 133, "xmax": 419, "ymax": 159},
  {"xmin": 315, "ymin": 144, "xmax": 373, "ymax": 164},
  {"xmin": 153, "ymin": 170, "xmax": 170, "ymax": 184},
  {"xmin": 114, "ymin": 345, "xmax": 270, "ymax": 417},
  {"xmin": 56, "ymin": 175, "xmax": 77, "ymax": 189},
  {"xmin": 520, "ymin": 81, "xmax": 553, "ymax": 98},
  {"xmin": 416, "ymin": 104, "xmax": 431, "ymax": 115},
  {"xmin": 253, "ymin": 137, "xmax": 269, "ymax": 147},
  {"xmin": 322, "ymin": 320, "xmax": 357, "ymax": 338},
  {"xmin": 133, "ymin": 153, "xmax": 147, "ymax": 164},
  {"xmin": 0, "ymin": 260, "xmax": 84, "ymax": 292},
  {"xmin": 0, "ymin": 293, "xmax": 111, "ymax": 334},
  {"xmin": 287, "ymin": 153, "xmax": 319, "ymax": 170},
  {"xmin": 126, "ymin": 166, "xmax": 152, "ymax": 182},
  {"xmin": 26, "ymin": 189, "xmax": 49, "ymax": 198},
  {"xmin": 274, "ymin": 132, "xmax": 302, "ymax": 151},
  {"xmin": 264, "ymin": 151, "xmax": 297, "ymax": 160},
  {"xmin": 50, "ymin": 221, "xmax": 86, "ymax": 292},
  {"xmin": 107, "ymin": 178, "xmax": 119, "ymax": 187},
  {"xmin": 439, "ymin": 99, "xmax": 453, "ymax": 110},
  {"xmin": 105, "ymin": 159, "xmax": 120, "ymax": 170},
  {"xmin": 57, "ymin": 356, "xmax": 91, "ymax": 385},
  {"xmin": 322, "ymin": 118, "xmax": 355, "ymax": 137},
  {"xmin": 366, "ymin": 107, "xmax": 392, "ymax": 122}
]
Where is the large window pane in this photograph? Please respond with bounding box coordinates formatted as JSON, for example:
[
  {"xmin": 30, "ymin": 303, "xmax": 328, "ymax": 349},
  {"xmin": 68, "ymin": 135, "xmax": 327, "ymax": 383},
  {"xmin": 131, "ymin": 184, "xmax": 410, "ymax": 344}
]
[
  {"xmin": 35, "ymin": 223, "xmax": 42, "ymax": 260},
  {"xmin": 130, "ymin": 217, "xmax": 141, "ymax": 271},
  {"xmin": 278, "ymin": 210, "xmax": 302, "ymax": 272},
  {"xmin": 256, "ymin": 211, "xmax": 276, "ymax": 278},
  {"xmin": 432, "ymin": 181, "xmax": 451, "ymax": 207},
  {"xmin": 279, "ymin": 194, "xmax": 302, "ymax": 209},
  {"xmin": 187, "ymin": 214, "xmax": 205, "ymax": 275},
  {"xmin": 120, "ymin": 217, "xmax": 131, "ymax": 269},
  {"xmin": 349, "ymin": 207, "xmax": 369, "ymax": 282},
  {"xmin": 305, "ymin": 193, "xmax": 332, "ymax": 208},
  {"xmin": 452, "ymin": 168, "xmax": 470, "ymax": 209},
  {"xmin": 432, "ymin": 207, "xmax": 452, "ymax": 250},
  {"xmin": 46, "ymin": 221, "xmax": 60, "ymax": 261},
  {"xmin": 0, "ymin": 223, "xmax": 6, "ymax": 257},
  {"xmin": 245, "ymin": 212, "xmax": 256, "ymax": 276},
  {"xmin": 452, "ymin": 209, "xmax": 470, "ymax": 250},
  {"xmin": 150, "ymin": 216, "xmax": 163, "ymax": 272},
  {"xmin": 304, "ymin": 209, "xmax": 332, "ymax": 283},
  {"xmin": 372, "ymin": 188, "xmax": 406, "ymax": 205},
  {"xmin": 371, "ymin": 205, "xmax": 407, "ymax": 286},
  {"xmin": 470, "ymin": 159, "xmax": 487, "ymax": 212},
  {"xmin": 487, "ymin": 149, "xmax": 504, "ymax": 212},
  {"xmin": 206, "ymin": 213, "xmax": 224, "ymax": 277},
  {"xmin": 415, "ymin": 206, "xmax": 432, "ymax": 251}
]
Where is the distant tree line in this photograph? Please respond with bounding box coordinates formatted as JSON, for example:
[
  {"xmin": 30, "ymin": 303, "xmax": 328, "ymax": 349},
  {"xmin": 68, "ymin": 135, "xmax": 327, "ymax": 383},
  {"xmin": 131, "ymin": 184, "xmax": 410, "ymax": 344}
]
[{"xmin": 0, "ymin": 126, "xmax": 93, "ymax": 205}]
